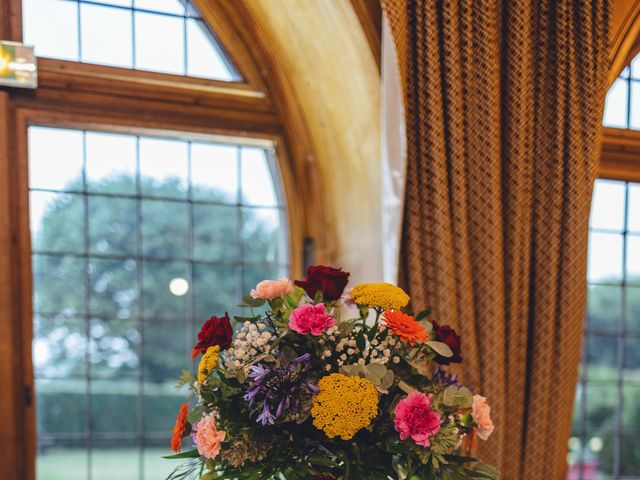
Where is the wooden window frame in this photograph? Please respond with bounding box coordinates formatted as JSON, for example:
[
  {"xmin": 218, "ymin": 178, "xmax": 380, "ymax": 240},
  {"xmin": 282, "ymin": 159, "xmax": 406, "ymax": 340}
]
[
  {"xmin": 600, "ymin": 127, "xmax": 640, "ymax": 182},
  {"xmin": 0, "ymin": 1, "xmax": 321, "ymax": 477}
]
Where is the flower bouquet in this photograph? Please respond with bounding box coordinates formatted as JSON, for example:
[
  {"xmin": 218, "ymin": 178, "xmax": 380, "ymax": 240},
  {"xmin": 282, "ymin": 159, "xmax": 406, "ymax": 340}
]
[{"xmin": 165, "ymin": 266, "xmax": 499, "ymax": 479}]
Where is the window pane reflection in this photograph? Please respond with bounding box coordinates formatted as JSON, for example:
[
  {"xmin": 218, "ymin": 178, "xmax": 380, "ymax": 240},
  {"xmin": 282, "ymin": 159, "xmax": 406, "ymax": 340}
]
[
  {"xmin": 571, "ymin": 179, "xmax": 640, "ymax": 479},
  {"xmin": 134, "ymin": 12, "xmax": 184, "ymax": 76},
  {"xmin": 23, "ymin": 0, "xmax": 79, "ymax": 61},
  {"xmin": 29, "ymin": 127, "xmax": 288, "ymax": 480},
  {"xmin": 22, "ymin": 0, "xmax": 241, "ymax": 81},
  {"xmin": 603, "ymin": 78, "xmax": 629, "ymax": 128},
  {"xmin": 81, "ymin": 4, "xmax": 133, "ymax": 68}
]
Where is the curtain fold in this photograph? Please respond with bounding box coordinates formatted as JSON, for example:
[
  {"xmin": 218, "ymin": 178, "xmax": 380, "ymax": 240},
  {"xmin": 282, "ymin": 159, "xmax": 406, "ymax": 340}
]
[{"xmin": 380, "ymin": 1, "xmax": 610, "ymax": 478}]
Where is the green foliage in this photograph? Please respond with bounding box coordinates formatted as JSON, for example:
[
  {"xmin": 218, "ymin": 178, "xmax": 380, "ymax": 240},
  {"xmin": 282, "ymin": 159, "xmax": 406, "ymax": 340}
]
[
  {"xmin": 442, "ymin": 386, "xmax": 473, "ymax": 409},
  {"xmin": 37, "ymin": 382, "xmax": 182, "ymax": 446},
  {"xmin": 340, "ymin": 363, "xmax": 394, "ymax": 394},
  {"xmin": 34, "ymin": 175, "xmax": 281, "ymax": 382},
  {"xmin": 568, "ymin": 284, "xmax": 640, "ymax": 476}
]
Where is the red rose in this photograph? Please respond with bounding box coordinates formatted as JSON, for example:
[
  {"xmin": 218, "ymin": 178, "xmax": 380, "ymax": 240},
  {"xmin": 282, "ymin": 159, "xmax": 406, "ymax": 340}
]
[
  {"xmin": 294, "ymin": 265, "xmax": 350, "ymax": 301},
  {"xmin": 431, "ymin": 321, "xmax": 463, "ymax": 365},
  {"xmin": 191, "ymin": 313, "xmax": 233, "ymax": 359}
]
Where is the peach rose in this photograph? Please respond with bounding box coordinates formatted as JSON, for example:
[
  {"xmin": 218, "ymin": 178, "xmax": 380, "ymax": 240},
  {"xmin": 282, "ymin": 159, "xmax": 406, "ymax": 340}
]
[
  {"xmin": 250, "ymin": 278, "xmax": 295, "ymax": 300},
  {"xmin": 194, "ymin": 413, "xmax": 226, "ymax": 459},
  {"xmin": 472, "ymin": 394, "xmax": 494, "ymax": 441}
]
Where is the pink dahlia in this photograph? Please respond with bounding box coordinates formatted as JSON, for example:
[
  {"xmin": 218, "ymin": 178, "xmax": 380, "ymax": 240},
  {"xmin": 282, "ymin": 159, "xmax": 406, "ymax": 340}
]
[
  {"xmin": 194, "ymin": 413, "xmax": 226, "ymax": 459},
  {"xmin": 250, "ymin": 278, "xmax": 295, "ymax": 300},
  {"xmin": 289, "ymin": 303, "xmax": 335, "ymax": 336},
  {"xmin": 394, "ymin": 392, "xmax": 441, "ymax": 447}
]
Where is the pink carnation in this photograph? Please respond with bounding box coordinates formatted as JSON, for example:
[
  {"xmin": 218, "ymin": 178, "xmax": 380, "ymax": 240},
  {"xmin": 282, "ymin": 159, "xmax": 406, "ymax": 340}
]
[
  {"xmin": 472, "ymin": 395, "xmax": 494, "ymax": 441},
  {"xmin": 289, "ymin": 303, "xmax": 335, "ymax": 336},
  {"xmin": 394, "ymin": 392, "xmax": 441, "ymax": 447},
  {"xmin": 194, "ymin": 413, "xmax": 226, "ymax": 459},
  {"xmin": 250, "ymin": 278, "xmax": 295, "ymax": 300}
]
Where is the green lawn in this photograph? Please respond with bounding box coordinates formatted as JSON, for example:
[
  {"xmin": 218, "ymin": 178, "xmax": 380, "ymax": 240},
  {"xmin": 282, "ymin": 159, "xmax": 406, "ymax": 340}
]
[{"xmin": 37, "ymin": 448, "xmax": 180, "ymax": 480}]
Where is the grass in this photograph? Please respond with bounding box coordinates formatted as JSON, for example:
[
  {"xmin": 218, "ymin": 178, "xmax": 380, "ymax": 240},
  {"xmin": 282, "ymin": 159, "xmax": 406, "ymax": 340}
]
[{"xmin": 37, "ymin": 448, "xmax": 181, "ymax": 480}]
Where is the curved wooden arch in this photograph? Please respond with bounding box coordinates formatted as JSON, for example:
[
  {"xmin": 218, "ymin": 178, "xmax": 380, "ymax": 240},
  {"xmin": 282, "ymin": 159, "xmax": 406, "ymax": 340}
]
[
  {"xmin": 230, "ymin": 0, "xmax": 382, "ymax": 282},
  {"xmin": 610, "ymin": 0, "xmax": 640, "ymax": 84},
  {"xmin": 599, "ymin": 1, "xmax": 640, "ymax": 181}
]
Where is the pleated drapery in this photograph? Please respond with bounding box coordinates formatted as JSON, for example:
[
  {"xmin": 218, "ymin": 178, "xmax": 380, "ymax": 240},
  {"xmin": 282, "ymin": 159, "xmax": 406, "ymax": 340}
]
[{"xmin": 381, "ymin": 1, "xmax": 611, "ymax": 478}]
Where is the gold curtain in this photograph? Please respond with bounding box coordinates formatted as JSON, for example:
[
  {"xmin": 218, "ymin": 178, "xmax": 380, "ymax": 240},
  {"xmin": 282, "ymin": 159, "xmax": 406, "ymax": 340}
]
[{"xmin": 381, "ymin": 1, "xmax": 610, "ymax": 478}]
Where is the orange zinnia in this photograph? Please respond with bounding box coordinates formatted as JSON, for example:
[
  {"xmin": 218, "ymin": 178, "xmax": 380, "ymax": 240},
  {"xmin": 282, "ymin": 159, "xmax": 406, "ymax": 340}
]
[
  {"xmin": 382, "ymin": 311, "xmax": 429, "ymax": 346},
  {"xmin": 171, "ymin": 403, "xmax": 189, "ymax": 453}
]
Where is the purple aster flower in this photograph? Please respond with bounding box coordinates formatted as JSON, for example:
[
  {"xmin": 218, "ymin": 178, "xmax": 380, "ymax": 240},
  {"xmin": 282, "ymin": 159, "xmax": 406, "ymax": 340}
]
[
  {"xmin": 432, "ymin": 367, "xmax": 461, "ymax": 387},
  {"xmin": 244, "ymin": 353, "xmax": 318, "ymax": 425}
]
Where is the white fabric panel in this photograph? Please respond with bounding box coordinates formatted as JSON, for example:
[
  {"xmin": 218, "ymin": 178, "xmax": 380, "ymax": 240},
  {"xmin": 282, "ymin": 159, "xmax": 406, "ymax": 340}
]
[{"xmin": 381, "ymin": 14, "xmax": 407, "ymax": 283}]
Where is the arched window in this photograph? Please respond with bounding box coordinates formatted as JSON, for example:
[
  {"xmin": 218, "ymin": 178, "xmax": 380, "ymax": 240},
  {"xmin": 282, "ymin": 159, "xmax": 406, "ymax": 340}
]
[
  {"xmin": 568, "ymin": 56, "xmax": 640, "ymax": 479},
  {"xmin": 22, "ymin": 0, "xmax": 241, "ymax": 81},
  {"xmin": 0, "ymin": 1, "xmax": 298, "ymax": 479}
]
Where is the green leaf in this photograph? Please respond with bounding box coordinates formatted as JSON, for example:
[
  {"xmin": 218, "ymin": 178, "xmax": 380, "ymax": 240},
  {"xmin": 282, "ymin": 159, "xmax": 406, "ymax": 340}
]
[
  {"xmin": 340, "ymin": 364, "xmax": 363, "ymax": 377},
  {"xmin": 241, "ymin": 294, "xmax": 266, "ymax": 307},
  {"xmin": 163, "ymin": 449, "xmax": 200, "ymax": 459},
  {"xmin": 186, "ymin": 405, "xmax": 204, "ymax": 424},
  {"xmin": 307, "ymin": 454, "xmax": 339, "ymax": 468},
  {"xmin": 426, "ymin": 340, "xmax": 453, "ymax": 358},
  {"xmin": 176, "ymin": 370, "xmax": 195, "ymax": 390},
  {"xmin": 356, "ymin": 331, "xmax": 366, "ymax": 351},
  {"xmin": 443, "ymin": 385, "xmax": 473, "ymax": 408},
  {"xmin": 364, "ymin": 363, "xmax": 386, "ymax": 384},
  {"xmin": 443, "ymin": 454, "xmax": 481, "ymax": 464},
  {"xmin": 461, "ymin": 463, "xmax": 501, "ymax": 479},
  {"xmin": 200, "ymin": 471, "xmax": 219, "ymax": 480},
  {"xmin": 378, "ymin": 369, "xmax": 394, "ymax": 393},
  {"xmin": 415, "ymin": 309, "xmax": 432, "ymax": 321}
]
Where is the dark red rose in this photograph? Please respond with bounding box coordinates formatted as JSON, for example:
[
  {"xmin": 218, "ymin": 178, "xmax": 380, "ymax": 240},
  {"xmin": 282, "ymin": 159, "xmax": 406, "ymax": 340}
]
[
  {"xmin": 191, "ymin": 313, "xmax": 233, "ymax": 359},
  {"xmin": 311, "ymin": 476, "xmax": 334, "ymax": 480},
  {"xmin": 294, "ymin": 265, "xmax": 350, "ymax": 301},
  {"xmin": 431, "ymin": 321, "xmax": 463, "ymax": 365}
]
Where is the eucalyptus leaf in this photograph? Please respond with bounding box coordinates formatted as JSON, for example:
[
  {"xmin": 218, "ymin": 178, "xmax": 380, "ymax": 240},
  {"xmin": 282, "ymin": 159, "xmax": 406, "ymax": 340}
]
[
  {"xmin": 365, "ymin": 363, "xmax": 387, "ymax": 384},
  {"xmin": 339, "ymin": 364, "xmax": 364, "ymax": 377},
  {"xmin": 398, "ymin": 380, "xmax": 417, "ymax": 394},
  {"xmin": 377, "ymin": 369, "xmax": 394, "ymax": 393},
  {"xmin": 186, "ymin": 405, "xmax": 204, "ymax": 424},
  {"xmin": 426, "ymin": 340, "xmax": 453, "ymax": 358},
  {"xmin": 421, "ymin": 320, "xmax": 434, "ymax": 334},
  {"xmin": 443, "ymin": 385, "xmax": 473, "ymax": 408},
  {"xmin": 241, "ymin": 294, "xmax": 266, "ymax": 307}
]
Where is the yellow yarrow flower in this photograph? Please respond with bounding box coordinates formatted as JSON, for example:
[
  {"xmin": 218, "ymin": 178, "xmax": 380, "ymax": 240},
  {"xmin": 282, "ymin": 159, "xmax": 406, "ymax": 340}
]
[
  {"xmin": 350, "ymin": 282, "xmax": 410, "ymax": 311},
  {"xmin": 198, "ymin": 345, "xmax": 220, "ymax": 383},
  {"xmin": 311, "ymin": 373, "xmax": 378, "ymax": 440}
]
